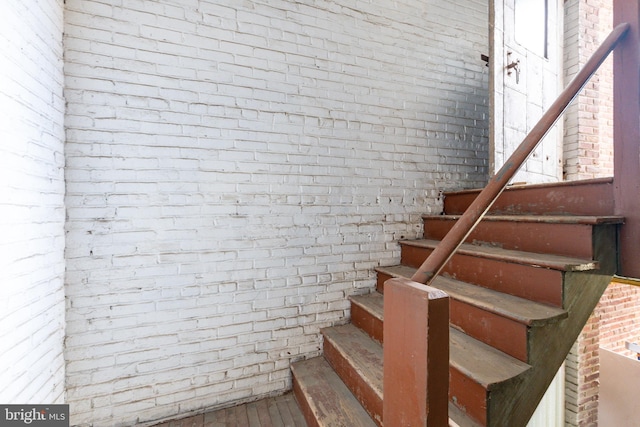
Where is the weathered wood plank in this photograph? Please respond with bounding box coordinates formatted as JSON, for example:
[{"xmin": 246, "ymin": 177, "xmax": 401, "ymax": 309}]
[
  {"xmin": 244, "ymin": 401, "xmax": 262, "ymax": 427},
  {"xmin": 267, "ymin": 397, "xmax": 285, "ymax": 427},
  {"xmin": 235, "ymin": 402, "xmax": 250, "ymax": 426},
  {"xmin": 284, "ymin": 393, "xmax": 307, "ymax": 426},
  {"xmin": 291, "ymin": 357, "xmax": 376, "ymax": 427},
  {"xmin": 254, "ymin": 398, "xmax": 274, "ymax": 427},
  {"xmin": 194, "ymin": 393, "xmax": 304, "ymax": 427}
]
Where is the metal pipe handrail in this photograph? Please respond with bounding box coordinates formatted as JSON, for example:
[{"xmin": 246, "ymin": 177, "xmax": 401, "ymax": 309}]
[{"xmin": 412, "ymin": 22, "xmax": 631, "ymax": 285}]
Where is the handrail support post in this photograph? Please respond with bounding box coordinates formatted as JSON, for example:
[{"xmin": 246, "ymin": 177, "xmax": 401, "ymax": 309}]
[{"xmin": 383, "ymin": 278, "xmax": 449, "ymax": 426}]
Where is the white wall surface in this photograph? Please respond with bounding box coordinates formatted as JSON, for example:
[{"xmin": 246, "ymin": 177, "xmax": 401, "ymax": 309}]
[
  {"xmin": 63, "ymin": 0, "xmax": 489, "ymax": 424},
  {"xmin": 599, "ymin": 348, "xmax": 640, "ymax": 427},
  {"xmin": 0, "ymin": 0, "xmax": 66, "ymax": 404},
  {"xmin": 527, "ymin": 364, "xmax": 565, "ymax": 427}
]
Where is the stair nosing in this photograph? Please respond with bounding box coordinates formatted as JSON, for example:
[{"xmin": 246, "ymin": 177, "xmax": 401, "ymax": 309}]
[
  {"xmin": 450, "ymin": 327, "xmax": 531, "ymax": 390},
  {"xmin": 434, "ymin": 276, "xmax": 567, "ymax": 326},
  {"xmin": 400, "ymin": 238, "xmax": 598, "ymax": 271}
]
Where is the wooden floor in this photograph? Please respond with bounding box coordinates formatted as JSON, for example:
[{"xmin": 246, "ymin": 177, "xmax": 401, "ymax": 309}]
[{"xmin": 152, "ymin": 393, "xmax": 308, "ymax": 427}]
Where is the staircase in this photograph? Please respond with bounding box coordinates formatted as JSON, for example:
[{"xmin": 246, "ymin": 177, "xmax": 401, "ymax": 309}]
[{"xmin": 291, "ymin": 178, "xmax": 622, "ymax": 426}]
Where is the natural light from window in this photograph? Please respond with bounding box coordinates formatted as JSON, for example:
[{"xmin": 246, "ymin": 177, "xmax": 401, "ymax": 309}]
[{"xmin": 515, "ymin": 0, "xmax": 548, "ymax": 58}]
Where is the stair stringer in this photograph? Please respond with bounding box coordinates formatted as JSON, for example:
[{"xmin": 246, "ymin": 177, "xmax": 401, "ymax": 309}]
[
  {"xmin": 457, "ymin": 221, "xmax": 619, "ymax": 426},
  {"xmin": 490, "ymin": 271, "xmax": 612, "ymax": 426}
]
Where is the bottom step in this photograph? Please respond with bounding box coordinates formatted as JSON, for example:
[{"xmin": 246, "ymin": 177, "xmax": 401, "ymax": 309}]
[
  {"xmin": 292, "ymin": 357, "xmax": 377, "ymax": 427},
  {"xmin": 292, "ymin": 352, "xmax": 481, "ymax": 427}
]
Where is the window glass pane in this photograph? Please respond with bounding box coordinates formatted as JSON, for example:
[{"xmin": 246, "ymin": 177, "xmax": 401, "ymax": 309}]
[{"xmin": 515, "ymin": 0, "xmax": 548, "ymax": 58}]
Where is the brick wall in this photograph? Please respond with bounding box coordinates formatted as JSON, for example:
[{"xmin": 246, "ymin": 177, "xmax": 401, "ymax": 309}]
[
  {"xmin": 565, "ymin": 315, "xmax": 600, "ymax": 426},
  {"xmin": 563, "ymin": 0, "xmax": 613, "ymax": 180},
  {"xmin": 597, "ymin": 282, "xmax": 640, "ymax": 356},
  {"xmin": 565, "ymin": 282, "xmax": 640, "ymax": 427},
  {"xmin": 63, "ymin": 0, "xmax": 489, "ymax": 424},
  {"xmin": 0, "ymin": 1, "xmax": 66, "ymax": 404}
]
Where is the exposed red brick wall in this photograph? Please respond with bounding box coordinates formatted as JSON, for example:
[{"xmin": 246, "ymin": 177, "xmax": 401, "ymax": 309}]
[
  {"xmin": 566, "ymin": 314, "xmax": 600, "ymax": 427},
  {"xmin": 568, "ymin": 281, "xmax": 640, "ymax": 426},
  {"xmin": 563, "ymin": 0, "xmax": 614, "ymax": 180},
  {"xmin": 597, "ymin": 282, "xmax": 640, "ymax": 356}
]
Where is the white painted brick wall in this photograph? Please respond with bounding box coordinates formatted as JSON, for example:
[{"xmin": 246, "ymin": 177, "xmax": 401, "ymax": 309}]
[
  {"xmin": 0, "ymin": 1, "xmax": 66, "ymax": 404},
  {"xmin": 64, "ymin": 0, "xmax": 488, "ymax": 424}
]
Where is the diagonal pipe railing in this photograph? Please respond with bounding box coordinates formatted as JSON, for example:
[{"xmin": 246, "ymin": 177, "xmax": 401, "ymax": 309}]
[{"xmin": 411, "ymin": 22, "xmax": 631, "ymax": 286}]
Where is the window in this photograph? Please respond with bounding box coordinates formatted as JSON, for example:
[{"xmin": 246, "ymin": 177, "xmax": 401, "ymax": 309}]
[{"xmin": 515, "ymin": 0, "xmax": 548, "ymax": 58}]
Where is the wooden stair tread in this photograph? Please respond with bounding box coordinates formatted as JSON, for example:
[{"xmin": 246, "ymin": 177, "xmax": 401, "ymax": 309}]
[
  {"xmin": 350, "ymin": 293, "xmax": 383, "ymax": 321},
  {"xmin": 423, "ymin": 214, "xmax": 624, "ymax": 225},
  {"xmin": 376, "ymin": 265, "xmax": 567, "ymax": 326},
  {"xmin": 443, "ymin": 177, "xmax": 613, "ymax": 197},
  {"xmin": 401, "ymin": 239, "xmax": 598, "ymax": 271},
  {"xmin": 291, "ymin": 357, "xmax": 377, "ymax": 427},
  {"xmin": 322, "ymin": 324, "xmax": 383, "ymax": 400},
  {"xmin": 351, "ymin": 292, "xmax": 383, "ymax": 320},
  {"xmin": 434, "ymin": 276, "xmax": 567, "ymax": 326},
  {"xmin": 375, "ymin": 264, "xmax": 416, "ymax": 282},
  {"xmin": 449, "ymin": 402, "xmax": 483, "ymax": 427},
  {"xmin": 450, "ymin": 328, "xmax": 531, "ymax": 390}
]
